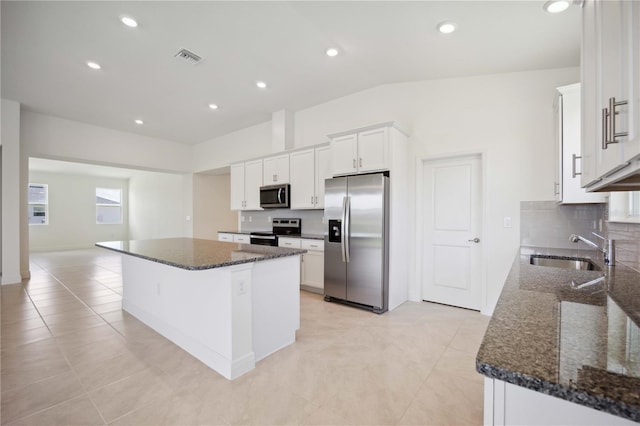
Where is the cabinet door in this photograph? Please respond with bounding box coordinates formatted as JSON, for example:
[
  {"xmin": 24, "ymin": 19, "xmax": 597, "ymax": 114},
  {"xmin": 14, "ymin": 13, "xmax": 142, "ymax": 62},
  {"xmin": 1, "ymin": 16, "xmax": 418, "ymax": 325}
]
[
  {"xmin": 597, "ymin": 0, "xmax": 626, "ymax": 176},
  {"xmin": 290, "ymin": 149, "xmax": 315, "ymax": 209},
  {"xmin": 233, "ymin": 234, "xmax": 250, "ymax": 243},
  {"xmin": 554, "ymin": 94, "xmax": 563, "ymax": 202},
  {"xmin": 331, "ymin": 134, "xmax": 358, "ymax": 176},
  {"xmin": 581, "ymin": 0, "xmax": 601, "ymax": 187},
  {"xmin": 263, "ymin": 157, "xmax": 277, "ymax": 185},
  {"xmin": 623, "ymin": 0, "xmax": 640, "ymax": 163},
  {"xmin": 230, "ymin": 163, "xmax": 245, "ymax": 210},
  {"xmin": 244, "ymin": 159, "xmax": 263, "ymax": 210},
  {"xmin": 358, "ymin": 127, "xmax": 389, "ymax": 173},
  {"xmin": 314, "ymin": 145, "xmax": 332, "ymax": 209},
  {"xmin": 301, "ymin": 251, "xmax": 324, "ymax": 290},
  {"xmin": 218, "ymin": 233, "xmax": 234, "ymax": 242},
  {"xmin": 274, "ymin": 154, "xmax": 290, "ymax": 183},
  {"xmin": 559, "ymin": 85, "xmax": 607, "ymax": 203},
  {"xmin": 263, "ymin": 154, "xmax": 290, "ymax": 184}
]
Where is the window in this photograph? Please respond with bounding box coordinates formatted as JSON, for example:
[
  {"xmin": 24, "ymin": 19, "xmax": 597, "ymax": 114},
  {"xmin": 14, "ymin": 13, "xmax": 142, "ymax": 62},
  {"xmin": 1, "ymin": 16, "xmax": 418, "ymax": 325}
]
[
  {"xmin": 96, "ymin": 188, "xmax": 122, "ymax": 224},
  {"xmin": 28, "ymin": 183, "xmax": 48, "ymax": 225}
]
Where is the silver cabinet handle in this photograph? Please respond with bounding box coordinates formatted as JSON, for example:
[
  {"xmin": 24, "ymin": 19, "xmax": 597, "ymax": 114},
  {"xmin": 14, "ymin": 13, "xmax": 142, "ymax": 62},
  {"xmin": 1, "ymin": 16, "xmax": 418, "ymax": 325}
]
[
  {"xmin": 315, "ymin": 196, "xmax": 318, "ymax": 204},
  {"xmin": 609, "ymin": 97, "xmax": 628, "ymax": 142},
  {"xmin": 602, "ymin": 107, "xmax": 609, "ymax": 150},
  {"xmin": 359, "ymin": 158, "xmax": 362, "ymax": 167},
  {"xmin": 311, "ymin": 196, "xmax": 314, "ymax": 204},
  {"xmin": 603, "ymin": 97, "xmax": 628, "ymax": 149},
  {"xmin": 468, "ymin": 238, "xmax": 480, "ymax": 243},
  {"xmin": 554, "ymin": 182, "xmax": 559, "ymax": 196},
  {"xmin": 352, "ymin": 159, "xmax": 356, "ymax": 169},
  {"xmin": 571, "ymin": 154, "xmax": 582, "ymax": 178}
]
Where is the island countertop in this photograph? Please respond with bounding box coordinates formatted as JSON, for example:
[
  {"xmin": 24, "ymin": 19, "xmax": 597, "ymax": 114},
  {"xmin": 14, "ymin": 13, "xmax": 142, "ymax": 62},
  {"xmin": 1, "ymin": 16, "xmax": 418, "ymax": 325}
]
[
  {"xmin": 476, "ymin": 246, "xmax": 640, "ymax": 422},
  {"xmin": 96, "ymin": 237, "xmax": 306, "ymax": 271}
]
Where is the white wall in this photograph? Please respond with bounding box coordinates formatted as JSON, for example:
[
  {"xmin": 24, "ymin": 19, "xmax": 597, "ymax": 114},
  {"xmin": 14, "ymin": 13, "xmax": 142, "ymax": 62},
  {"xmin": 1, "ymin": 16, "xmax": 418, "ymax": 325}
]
[
  {"xmin": 128, "ymin": 172, "xmax": 186, "ymax": 240},
  {"xmin": 191, "ymin": 67, "xmax": 580, "ymax": 314},
  {"xmin": 192, "ymin": 122, "xmax": 272, "ymax": 172},
  {"xmin": 193, "ymin": 173, "xmax": 237, "ymax": 239},
  {"xmin": 28, "ymin": 171, "xmax": 129, "ymax": 251},
  {"xmin": 22, "ymin": 111, "xmax": 192, "ymax": 173},
  {"xmin": 1, "ymin": 99, "xmax": 26, "ymax": 284}
]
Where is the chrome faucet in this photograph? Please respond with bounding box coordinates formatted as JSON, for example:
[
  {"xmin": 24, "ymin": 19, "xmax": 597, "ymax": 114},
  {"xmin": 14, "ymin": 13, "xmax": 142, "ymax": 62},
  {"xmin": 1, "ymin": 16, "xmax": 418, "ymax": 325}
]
[{"xmin": 569, "ymin": 232, "xmax": 615, "ymax": 266}]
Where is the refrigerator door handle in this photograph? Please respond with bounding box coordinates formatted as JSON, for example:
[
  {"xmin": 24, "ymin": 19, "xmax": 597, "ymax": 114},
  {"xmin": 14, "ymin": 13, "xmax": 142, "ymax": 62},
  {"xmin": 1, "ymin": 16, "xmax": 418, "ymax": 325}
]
[
  {"xmin": 345, "ymin": 196, "xmax": 351, "ymax": 263},
  {"xmin": 341, "ymin": 196, "xmax": 347, "ymax": 262}
]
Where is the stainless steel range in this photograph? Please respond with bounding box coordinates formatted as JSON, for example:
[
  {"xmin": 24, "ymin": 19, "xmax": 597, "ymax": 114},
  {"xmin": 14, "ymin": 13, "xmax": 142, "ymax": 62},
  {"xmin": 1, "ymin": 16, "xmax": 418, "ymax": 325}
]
[{"xmin": 249, "ymin": 218, "xmax": 301, "ymax": 246}]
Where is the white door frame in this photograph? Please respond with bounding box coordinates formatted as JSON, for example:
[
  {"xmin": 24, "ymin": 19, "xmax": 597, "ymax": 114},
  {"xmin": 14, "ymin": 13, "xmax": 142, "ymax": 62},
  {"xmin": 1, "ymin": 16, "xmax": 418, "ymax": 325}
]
[{"xmin": 415, "ymin": 151, "xmax": 489, "ymax": 315}]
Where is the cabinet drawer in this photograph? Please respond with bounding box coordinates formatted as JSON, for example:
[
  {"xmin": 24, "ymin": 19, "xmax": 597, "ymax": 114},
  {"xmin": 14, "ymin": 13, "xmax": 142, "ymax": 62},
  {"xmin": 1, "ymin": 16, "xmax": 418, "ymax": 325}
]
[
  {"xmin": 233, "ymin": 234, "xmax": 250, "ymax": 243},
  {"xmin": 278, "ymin": 238, "xmax": 302, "ymax": 249},
  {"xmin": 301, "ymin": 239, "xmax": 324, "ymax": 251},
  {"xmin": 218, "ymin": 233, "xmax": 234, "ymax": 242}
]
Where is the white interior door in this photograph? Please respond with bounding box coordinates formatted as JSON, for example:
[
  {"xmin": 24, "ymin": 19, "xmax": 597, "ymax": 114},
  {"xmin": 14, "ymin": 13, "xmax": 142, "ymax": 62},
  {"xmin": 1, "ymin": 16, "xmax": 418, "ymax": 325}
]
[{"xmin": 421, "ymin": 155, "xmax": 482, "ymax": 310}]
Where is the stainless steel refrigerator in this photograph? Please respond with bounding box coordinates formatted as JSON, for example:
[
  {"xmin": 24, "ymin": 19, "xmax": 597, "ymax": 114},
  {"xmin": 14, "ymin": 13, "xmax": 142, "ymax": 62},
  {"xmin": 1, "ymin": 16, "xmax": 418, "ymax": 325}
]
[{"xmin": 324, "ymin": 173, "xmax": 389, "ymax": 314}]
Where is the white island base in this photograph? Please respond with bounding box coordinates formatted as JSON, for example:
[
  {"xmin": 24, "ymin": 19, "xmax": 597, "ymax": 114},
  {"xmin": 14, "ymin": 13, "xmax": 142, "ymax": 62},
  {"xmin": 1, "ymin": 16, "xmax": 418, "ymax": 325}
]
[{"xmin": 121, "ymin": 254, "xmax": 301, "ymax": 380}]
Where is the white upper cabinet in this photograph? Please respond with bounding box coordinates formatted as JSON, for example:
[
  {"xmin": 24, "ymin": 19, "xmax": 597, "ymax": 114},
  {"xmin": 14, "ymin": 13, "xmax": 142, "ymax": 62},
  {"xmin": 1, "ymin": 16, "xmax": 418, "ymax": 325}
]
[
  {"xmin": 290, "ymin": 144, "xmax": 331, "ymax": 210},
  {"xmin": 314, "ymin": 145, "xmax": 332, "ymax": 209},
  {"xmin": 331, "ymin": 134, "xmax": 359, "ymax": 175},
  {"xmin": 330, "ymin": 124, "xmax": 392, "ymax": 176},
  {"xmin": 230, "ymin": 163, "xmax": 246, "ymax": 210},
  {"xmin": 230, "ymin": 159, "xmax": 263, "ymax": 211},
  {"xmin": 554, "ymin": 84, "xmax": 606, "ymax": 204},
  {"xmin": 263, "ymin": 154, "xmax": 290, "ymax": 185},
  {"xmin": 290, "ymin": 149, "xmax": 315, "ymax": 209},
  {"xmin": 582, "ymin": 0, "xmax": 640, "ymax": 191}
]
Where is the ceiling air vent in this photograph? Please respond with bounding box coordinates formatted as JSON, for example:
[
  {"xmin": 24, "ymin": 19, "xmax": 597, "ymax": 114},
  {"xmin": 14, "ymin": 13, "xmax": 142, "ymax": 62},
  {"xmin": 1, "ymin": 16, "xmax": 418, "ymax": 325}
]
[{"xmin": 174, "ymin": 48, "xmax": 203, "ymax": 65}]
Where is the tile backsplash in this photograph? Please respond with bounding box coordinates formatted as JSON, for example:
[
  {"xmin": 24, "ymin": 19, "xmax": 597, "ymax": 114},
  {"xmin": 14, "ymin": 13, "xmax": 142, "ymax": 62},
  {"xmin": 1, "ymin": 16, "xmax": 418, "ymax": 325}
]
[
  {"xmin": 520, "ymin": 201, "xmax": 606, "ymax": 249},
  {"xmin": 606, "ymin": 222, "xmax": 640, "ymax": 273},
  {"xmin": 239, "ymin": 209, "xmax": 325, "ymax": 235},
  {"xmin": 520, "ymin": 200, "xmax": 639, "ymax": 273}
]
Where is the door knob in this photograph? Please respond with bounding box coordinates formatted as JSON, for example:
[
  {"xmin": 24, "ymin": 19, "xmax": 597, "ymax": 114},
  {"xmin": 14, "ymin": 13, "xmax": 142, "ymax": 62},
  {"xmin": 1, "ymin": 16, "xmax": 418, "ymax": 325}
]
[{"xmin": 468, "ymin": 238, "xmax": 480, "ymax": 243}]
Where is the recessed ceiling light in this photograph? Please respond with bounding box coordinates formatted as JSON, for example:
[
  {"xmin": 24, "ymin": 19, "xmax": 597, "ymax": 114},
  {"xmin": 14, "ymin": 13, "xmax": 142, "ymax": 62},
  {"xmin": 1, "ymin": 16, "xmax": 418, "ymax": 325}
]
[
  {"xmin": 120, "ymin": 16, "xmax": 138, "ymax": 28},
  {"xmin": 134, "ymin": 119, "xmax": 143, "ymax": 125},
  {"xmin": 86, "ymin": 61, "xmax": 101, "ymax": 70},
  {"xmin": 256, "ymin": 81, "xmax": 267, "ymax": 89},
  {"xmin": 437, "ymin": 21, "xmax": 457, "ymax": 34},
  {"xmin": 326, "ymin": 48, "xmax": 339, "ymax": 57},
  {"xmin": 543, "ymin": 0, "xmax": 571, "ymax": 13},
  {"xmin": 208, "ymin": 104, "xmax": 219, "ymax": 110}
]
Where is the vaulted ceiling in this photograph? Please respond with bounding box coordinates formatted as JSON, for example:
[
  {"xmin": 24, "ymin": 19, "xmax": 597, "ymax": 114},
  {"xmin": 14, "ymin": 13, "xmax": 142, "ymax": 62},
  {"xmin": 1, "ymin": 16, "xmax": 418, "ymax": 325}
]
[{"xmin": 2, "ymin": 1, "xmax": 580, "ymax": 146}]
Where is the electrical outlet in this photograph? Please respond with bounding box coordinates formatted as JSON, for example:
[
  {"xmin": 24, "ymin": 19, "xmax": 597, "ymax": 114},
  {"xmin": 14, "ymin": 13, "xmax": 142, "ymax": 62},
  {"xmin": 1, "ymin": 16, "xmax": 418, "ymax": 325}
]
[
  {"xmin": 249, "ymin": 216, "xmax": 252, "ymax": 223},
  {"xmin": 186, "ymin": 215, "xmax": 191, "ymax": 221},
  {"xmin": 241, "ymin": 215, "xmax": 245, "ymax": 222},
  {"xmin": 267, "ymin": 216, "xmax": 272, "ymax": 223},
  {"xmin": 503, "ymin": 217, "xmax": 512, "ymax": 228},
  {"xmin": 238, "ymin": 280, "xmax": 246, "ymax": 295}
]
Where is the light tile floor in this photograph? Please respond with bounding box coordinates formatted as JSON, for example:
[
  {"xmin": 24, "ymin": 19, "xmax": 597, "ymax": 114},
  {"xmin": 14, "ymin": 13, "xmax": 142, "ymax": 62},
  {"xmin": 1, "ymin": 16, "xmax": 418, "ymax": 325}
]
[{"xmin": 1, "ymin": 248, "xmax": 490, "ymax": 425}]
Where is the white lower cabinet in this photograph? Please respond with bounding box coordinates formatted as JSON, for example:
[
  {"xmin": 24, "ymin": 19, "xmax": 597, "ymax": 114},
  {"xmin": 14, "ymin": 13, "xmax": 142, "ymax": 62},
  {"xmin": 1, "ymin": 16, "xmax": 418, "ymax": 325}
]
[
  {"xmin": 300, "ymin": 239, "xmax": 324, "ymax": 294},
  {"xmin": 277, "ymin": 238, "xmax": 324, "ymax": 293},
  {"xmin": 218, "ymin": 233, "xmax": 234, "ymax": 242},
  {"xmin": 485, "ymin": 378, "xmax": 636, "ymax": 425},
  {"xmin": 233, "ymin": 234, "xmax": 250, "ymax": 244},
  {"xmin": 218, "ymin": 233, "xmax": 249, "ymax": 243}
]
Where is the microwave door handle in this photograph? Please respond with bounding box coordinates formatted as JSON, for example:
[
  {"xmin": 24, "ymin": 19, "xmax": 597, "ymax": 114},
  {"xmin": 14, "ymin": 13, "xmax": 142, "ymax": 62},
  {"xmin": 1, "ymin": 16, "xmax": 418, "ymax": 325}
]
[{"xmin": 277, "ymin": 188, "xmax": 283, "ymax": 204}]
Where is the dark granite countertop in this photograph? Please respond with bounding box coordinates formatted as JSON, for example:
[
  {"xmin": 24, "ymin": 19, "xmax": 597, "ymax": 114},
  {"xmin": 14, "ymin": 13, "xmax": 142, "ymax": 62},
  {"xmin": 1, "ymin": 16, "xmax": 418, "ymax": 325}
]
[
  {"xmin": 476, "ymin": 246, "xmax": 640, "ymax": 422},
  {"xmin": 96, "ymin": 238, "xmax": 306, "ymax": 271}
]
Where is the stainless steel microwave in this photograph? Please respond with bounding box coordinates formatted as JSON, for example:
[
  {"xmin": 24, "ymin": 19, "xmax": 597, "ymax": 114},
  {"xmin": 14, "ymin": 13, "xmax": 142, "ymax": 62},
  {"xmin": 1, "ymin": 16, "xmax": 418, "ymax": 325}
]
[{"xmin": 259, "ymin": 184, "xmax": 290, "ymax": 209}]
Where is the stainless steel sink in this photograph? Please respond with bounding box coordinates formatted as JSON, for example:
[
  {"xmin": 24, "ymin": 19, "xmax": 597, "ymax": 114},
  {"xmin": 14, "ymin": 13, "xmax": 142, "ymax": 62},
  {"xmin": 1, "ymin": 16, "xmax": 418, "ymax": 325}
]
[{"xmin": 530, "ymin": 255, "xmax": 600, "ymax": 271}]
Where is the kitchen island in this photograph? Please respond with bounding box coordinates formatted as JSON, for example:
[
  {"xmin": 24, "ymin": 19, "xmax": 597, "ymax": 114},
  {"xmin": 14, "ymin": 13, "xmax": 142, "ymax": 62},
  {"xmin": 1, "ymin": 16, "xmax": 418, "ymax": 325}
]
[
  {"xmin": 477, "ymin": 246, "xmax": 640, "ymax": 425},
  {"xmin": 96, "ymin": 238, "xmax": 305, "ymax": 380}
]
